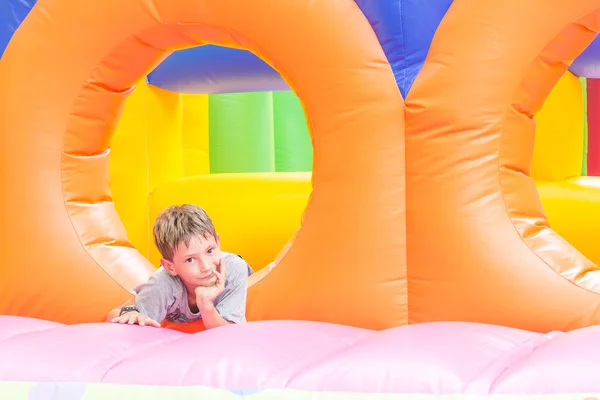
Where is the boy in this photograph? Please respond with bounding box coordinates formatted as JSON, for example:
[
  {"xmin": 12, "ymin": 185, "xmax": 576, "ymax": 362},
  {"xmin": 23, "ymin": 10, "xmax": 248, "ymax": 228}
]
[{"xmin": 106, "ymin": 204, "xmax": 253, "ymax": 329}]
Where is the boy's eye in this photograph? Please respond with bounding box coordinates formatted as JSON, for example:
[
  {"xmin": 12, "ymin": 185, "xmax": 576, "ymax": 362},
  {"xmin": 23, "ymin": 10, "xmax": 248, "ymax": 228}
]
[
  {"xmin": 186, "ymin": 258, "xmax": 194, "ymax": 263},
  {"xmin": 207, "ymin": 249, "xmax": 213, "ymax": 254}
]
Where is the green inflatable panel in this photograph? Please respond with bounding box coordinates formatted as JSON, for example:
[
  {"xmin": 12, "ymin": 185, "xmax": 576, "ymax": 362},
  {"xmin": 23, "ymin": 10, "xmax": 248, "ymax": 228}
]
[
  {"xmin": 272, "ymin": 91, "xmax": 313, "ymax": 172},
  {"xmin": 209, "ymin": 92, "xmax": 275, "ymax": 173}
]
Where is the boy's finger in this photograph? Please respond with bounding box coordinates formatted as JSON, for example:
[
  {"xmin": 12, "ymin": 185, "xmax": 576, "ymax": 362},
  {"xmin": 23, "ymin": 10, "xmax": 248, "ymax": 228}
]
[
  {"xmin": 142, "ymin": 316, "xmax": 159, "ymax": 327},
  {"xmin": 220, "ymin": 258, "xmax": 227, "ymax": 276},
  {"xmin": 213, "ymin": 269, "xmax": 224, "ymax": 284},
  {"xmin": 148, "ymin": 319, "xmax": 161, "ymax": 328}
]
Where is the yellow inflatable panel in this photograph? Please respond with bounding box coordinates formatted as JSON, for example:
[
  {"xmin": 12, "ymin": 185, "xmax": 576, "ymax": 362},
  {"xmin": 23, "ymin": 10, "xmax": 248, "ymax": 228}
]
[
  {"xmin": 110, "ymin": 81, "xmax": 185, "ymax": 257},
  {"xmin": 110, "ymin": 80, "xmax": 152, "ymax": 257},
  {"xmin": 148, "ymin": 172, "xmax": 312, "ymax": 270},
  {"xmin": 537, "ymin": 177, "xmax": 600, "ymax": 267},
  {"xmin": 531, "ymin": 71, "xmax": 584, "ymax": 182},
  {"xmin": 181, "ymin": 93, "xmax": 210, "ymax": 176},
  {"xmin": 146, "ymin": 84, "xmax": 185, "ymax": 189}
]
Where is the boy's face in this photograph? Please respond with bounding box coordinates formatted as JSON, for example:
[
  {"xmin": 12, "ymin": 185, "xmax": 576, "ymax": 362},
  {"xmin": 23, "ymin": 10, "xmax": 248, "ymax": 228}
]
[{"xmin": 162, "ymin": 233, "xmax": 221, "ymax": 288}]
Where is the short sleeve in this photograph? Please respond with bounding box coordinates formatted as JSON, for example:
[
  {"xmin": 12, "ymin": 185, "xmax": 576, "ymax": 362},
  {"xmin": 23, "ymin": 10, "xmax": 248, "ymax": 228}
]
[
  {"xmin": 133, "ymin": 268, "xmax": 176, "ymax": 322},
  {"xmin": 215, "ymin": 254, "xmax": 251, "ymax": 324}
]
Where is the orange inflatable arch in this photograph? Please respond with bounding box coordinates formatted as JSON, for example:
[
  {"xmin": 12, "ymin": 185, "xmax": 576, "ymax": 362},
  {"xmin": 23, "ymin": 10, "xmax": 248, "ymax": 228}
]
[{"xmin": 2, "ymin": 0, "xmax": 600, "ymax": 333}]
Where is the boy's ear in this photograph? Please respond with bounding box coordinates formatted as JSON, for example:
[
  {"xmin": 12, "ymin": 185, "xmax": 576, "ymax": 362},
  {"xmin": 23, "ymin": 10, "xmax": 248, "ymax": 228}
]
[
  {"xmin": 215, "ymin": 232, "xmax": 220, "ymax": 245},
  {"xmin": 161, "ymin": 259, "xmax": 177, "ymax": 276}
]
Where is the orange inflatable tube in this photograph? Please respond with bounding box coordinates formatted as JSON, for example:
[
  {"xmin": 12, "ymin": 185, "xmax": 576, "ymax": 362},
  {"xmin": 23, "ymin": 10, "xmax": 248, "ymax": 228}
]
[
  {"xmin": 2, "ymin": 0, "xmax": 600, "ymax": 334},
  {"xmin": 0, "ymin": 0, "xmax": 406, "ymax": 328},
  {"xmin": 404, "ymin": 2, "xmax": 600, "ymax": 331}
]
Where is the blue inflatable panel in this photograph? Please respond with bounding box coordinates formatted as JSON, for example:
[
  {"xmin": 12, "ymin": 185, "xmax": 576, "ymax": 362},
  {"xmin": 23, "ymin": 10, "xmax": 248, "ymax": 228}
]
[
  {"xmin": 570, "ymin": 36, "xmax": 600, "ymax": 78},
  {"xmin": 0, "ymin": 0, "xmax": 36, "ymax": 58},
  {"xmin": 354, "ymin": 0, "xmax": 453, "ymax": 98},
  {"xmin": 147, "ymin": 45, "xmax": 290, "ymax": 94},
  {"xmin": 148, "ymin": 0, "xmax": 453, "ymax": 96}
]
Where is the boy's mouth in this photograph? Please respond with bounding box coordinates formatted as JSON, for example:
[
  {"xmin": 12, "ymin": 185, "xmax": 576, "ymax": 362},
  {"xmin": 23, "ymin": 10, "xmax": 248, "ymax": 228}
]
[{"xmin": 198, "ymin": 271, "xmax": 215, "ymax": 280}]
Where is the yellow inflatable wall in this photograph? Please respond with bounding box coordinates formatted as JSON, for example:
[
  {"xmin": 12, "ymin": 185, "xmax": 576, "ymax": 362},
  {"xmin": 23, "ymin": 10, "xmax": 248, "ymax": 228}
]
[
  {"xmin": 532, "ymin": 71, "xmax": 585, "ymax": 182},
  {"xmin": 533, "ymin": 72, "xmax": 600, "ymax": 266},
  {"xmin": 110, "ymin": 80, "xmax": 209, "ymax": 259}
]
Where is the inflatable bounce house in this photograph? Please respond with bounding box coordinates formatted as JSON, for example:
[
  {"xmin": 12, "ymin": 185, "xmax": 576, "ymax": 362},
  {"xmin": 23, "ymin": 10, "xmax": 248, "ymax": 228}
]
[{"xmin": 6, "ymin": 0, "xmax": 600, "ymax": 397}]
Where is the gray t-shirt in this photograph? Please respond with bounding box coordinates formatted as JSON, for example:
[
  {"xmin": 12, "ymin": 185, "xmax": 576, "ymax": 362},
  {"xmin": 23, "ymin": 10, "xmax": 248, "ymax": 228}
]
[{"xmin": 133, "ymin": 252, "xmax": 253, "ymax": 324}]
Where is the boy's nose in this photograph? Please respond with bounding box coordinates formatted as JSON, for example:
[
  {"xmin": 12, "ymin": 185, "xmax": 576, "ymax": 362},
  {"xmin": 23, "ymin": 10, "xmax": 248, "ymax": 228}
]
[{"xmin": 199, "ymin": 260, "xmax": 212, "ymax": 272}]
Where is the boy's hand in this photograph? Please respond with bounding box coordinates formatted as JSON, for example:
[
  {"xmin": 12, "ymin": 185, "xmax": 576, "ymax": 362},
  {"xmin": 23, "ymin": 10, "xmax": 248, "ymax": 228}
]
[
  {"xmin": 195, "ymin": 257, "xmax": 227, "ymax": 309},
  {"xmin": 110, "ymin": 311, "xmax": 161, "ymax": 328}
]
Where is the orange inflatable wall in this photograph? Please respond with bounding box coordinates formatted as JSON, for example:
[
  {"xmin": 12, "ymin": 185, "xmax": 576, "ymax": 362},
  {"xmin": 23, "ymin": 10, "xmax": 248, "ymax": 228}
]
[{"xmin": 3, "ymin": 0, "xmax": 600, "ymax": 334}]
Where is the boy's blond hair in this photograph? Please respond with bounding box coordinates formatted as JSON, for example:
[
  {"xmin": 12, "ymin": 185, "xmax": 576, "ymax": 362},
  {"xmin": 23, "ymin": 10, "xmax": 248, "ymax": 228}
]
[{"xmin": 153, "ymin": 204, "xmax": 217, "ymax": 261}]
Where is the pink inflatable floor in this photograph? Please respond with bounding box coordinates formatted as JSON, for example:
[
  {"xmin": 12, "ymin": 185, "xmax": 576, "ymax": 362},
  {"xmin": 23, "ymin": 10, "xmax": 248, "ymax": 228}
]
[{"xmin": 1, "ymin": 315, "xmax": 600, "ymax": 398}]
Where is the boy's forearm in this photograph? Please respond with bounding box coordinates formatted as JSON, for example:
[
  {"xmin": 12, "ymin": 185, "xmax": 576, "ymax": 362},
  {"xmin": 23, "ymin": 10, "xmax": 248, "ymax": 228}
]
[
  {"xmin": 199, "ymin": 303, "xmax": 232, "ymax": 329},
  {"xmin": 106, "ymin": 297, "xmax": 136, "ymax": 322}
]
